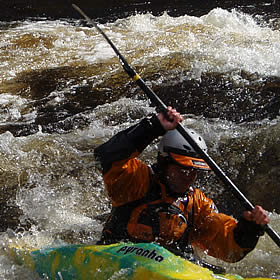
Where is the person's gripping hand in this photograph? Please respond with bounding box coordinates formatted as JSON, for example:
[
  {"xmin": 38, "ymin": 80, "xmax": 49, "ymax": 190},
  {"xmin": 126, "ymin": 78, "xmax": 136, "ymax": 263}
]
[
  {"xmin": 157, "ymin": 106, "xmax": 183, "ymax": 131},
  {"xmin": 243, "ymin": 205, "xmax": 270, "ymax": 226}
]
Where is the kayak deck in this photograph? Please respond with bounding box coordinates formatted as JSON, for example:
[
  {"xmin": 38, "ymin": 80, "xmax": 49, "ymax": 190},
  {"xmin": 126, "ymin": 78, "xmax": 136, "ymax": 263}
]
[{"xmin": 10, "ymin": 242, "xmax": 274, "ymax": 280}]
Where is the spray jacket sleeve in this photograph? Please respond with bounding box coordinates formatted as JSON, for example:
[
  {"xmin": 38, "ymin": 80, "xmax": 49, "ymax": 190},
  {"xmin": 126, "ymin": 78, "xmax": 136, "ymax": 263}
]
[
  {"xmin": 94, "ymin": 115, "xmax": 165, "ymax": 207},
  {"xmin": 191, "ymin": 189, "xmax": 263, "ymax": 262}
]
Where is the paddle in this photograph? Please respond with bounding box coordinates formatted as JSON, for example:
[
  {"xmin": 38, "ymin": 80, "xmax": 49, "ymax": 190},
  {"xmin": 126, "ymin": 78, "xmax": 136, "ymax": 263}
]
[{"xmin": 72, "ymin": 4, "xmax": 280, "ymax": 248}]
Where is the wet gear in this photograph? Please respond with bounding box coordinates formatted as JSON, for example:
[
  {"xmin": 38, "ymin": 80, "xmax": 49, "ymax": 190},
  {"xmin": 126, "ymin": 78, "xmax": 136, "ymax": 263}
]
[{"xmin": 94, "ymin": 114, "xmax": 264, "ymax": 263}]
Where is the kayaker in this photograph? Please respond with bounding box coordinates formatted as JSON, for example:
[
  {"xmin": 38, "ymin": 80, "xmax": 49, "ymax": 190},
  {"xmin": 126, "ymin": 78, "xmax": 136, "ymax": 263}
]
[{"xmin": 94, "ymin": 106, "xmax": 270, "ymax": 263}]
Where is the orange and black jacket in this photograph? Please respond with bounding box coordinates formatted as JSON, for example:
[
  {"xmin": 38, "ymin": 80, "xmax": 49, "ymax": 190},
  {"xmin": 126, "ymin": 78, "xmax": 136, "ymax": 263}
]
[{"xmin": 94, "ymin": 115, "xmax": 265, "ymax": 263}]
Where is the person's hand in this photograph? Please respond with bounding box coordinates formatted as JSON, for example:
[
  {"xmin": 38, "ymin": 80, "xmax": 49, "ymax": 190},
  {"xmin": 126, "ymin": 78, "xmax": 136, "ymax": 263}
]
[
  {"xmin": 243, "ymin": 205, "xmax": 270, "ymax": 226},
  {"xmin": 157, "ymin": 106, "xmax": 183, "ymax": 131}
]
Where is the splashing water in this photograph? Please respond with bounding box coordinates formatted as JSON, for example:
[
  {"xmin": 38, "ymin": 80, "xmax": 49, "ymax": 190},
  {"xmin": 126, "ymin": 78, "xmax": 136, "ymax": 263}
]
[{"xmin": 0, "ymin": 7, "xmax": 280, "ymax": 280}]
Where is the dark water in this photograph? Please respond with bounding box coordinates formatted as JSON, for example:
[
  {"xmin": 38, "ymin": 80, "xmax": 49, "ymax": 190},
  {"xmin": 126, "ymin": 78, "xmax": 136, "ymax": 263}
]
[{"xmin": 0, "ymin": 1, "xmax": 280, "ymax": 279}]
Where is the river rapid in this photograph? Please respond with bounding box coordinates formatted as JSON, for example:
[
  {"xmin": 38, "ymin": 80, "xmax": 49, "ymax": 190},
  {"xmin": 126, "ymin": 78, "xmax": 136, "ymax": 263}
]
[{"xmin": 0, "ymin": 4, "xmax": 280, "ymax": 279}]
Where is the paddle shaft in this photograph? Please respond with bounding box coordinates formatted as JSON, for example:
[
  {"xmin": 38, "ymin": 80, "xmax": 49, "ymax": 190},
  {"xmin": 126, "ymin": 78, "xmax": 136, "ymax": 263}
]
[{"xmin": 72, "ymin": 4, "xmax": 280, "ymax": 248}]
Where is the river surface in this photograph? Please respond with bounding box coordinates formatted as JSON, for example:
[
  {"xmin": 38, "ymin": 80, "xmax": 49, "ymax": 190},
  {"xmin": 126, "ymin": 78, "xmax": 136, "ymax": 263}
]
[{"xmin": 0, "ymin": 3, "xmax": 280, "ymax": 279}]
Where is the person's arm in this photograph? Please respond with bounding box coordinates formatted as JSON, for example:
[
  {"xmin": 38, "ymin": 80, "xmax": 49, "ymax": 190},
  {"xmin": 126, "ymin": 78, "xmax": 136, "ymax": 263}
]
[
  {"xmin": 190, "ymin": 190, "xmax": 267, "ymax": 262},
  {"xmin": 94, "ymin": 107, "xmax": 183, "ymax": 207},
  {"xmin": 94, "ymin": 115, "xmax": 165, "ymax": 206},
  {"xmin": 94, "ymin": 114, "xmax": 166, "ymax": 175},
  {"xmin": 94, "ymin": 106, "xmax": 183, "ymax": 174}
]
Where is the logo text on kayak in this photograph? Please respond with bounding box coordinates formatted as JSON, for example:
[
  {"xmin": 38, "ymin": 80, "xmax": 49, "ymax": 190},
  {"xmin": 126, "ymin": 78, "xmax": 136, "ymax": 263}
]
[{"xmin": 116, "ymin": 245, "xmax": 164, "ymax": 262}]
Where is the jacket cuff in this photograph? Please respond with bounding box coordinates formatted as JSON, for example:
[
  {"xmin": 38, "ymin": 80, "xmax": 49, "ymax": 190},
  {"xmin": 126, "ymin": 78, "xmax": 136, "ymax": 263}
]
[
  {"xmin": 147, "ymin": 114, "xmax": 167, "ymax": 136},
  {"xmin": 234, "ymin": 217, "xmax": 265, "ymax": 249}
]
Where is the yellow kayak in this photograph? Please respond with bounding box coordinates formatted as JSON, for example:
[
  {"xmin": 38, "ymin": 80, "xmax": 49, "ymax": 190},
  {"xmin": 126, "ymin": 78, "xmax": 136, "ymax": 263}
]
[{"xmin": 10, "ymin": 242, "xmax": 274, "ymax": 280}]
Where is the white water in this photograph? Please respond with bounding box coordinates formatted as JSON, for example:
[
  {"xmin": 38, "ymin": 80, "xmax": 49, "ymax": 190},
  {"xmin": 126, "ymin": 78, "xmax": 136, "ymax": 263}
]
[
  {"xmin": 0, "ymin": 8, "xmax": 280, "ymax": 279},
  {"xmin": 1, "ymin": 9, "xmax": 280, "ymax": 84}
]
